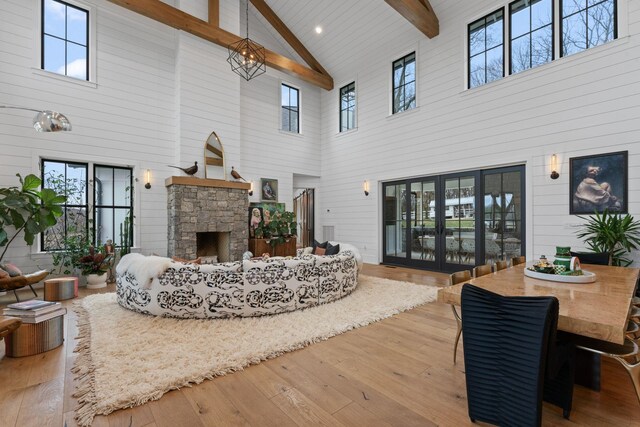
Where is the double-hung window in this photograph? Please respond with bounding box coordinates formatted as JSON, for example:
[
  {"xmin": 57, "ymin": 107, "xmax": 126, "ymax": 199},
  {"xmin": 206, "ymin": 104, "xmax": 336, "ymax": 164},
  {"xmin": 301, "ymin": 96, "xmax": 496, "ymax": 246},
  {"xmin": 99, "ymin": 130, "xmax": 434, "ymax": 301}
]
[
  {"xmin": 281, "ymin": 84, "xmax": 300, "ymax": 133},
  {"xmin": 561, "ymin": 0, "xmax": 616, "ymax": 57},
  {"xmin": 469, "ymin": 10, "xmax": 504, "ymax": 89},
  {"xmin": 41, "ymin": 0, "xmax": 89, "ymax": 80},
  {"xmin": 510, "ymin": 0, "xmax": 554, "ymax": 74},
  {"xmin": 339, "ymin": 82, "xmax": 356, "ymax": 132},
  {"xmin": 392, "ymin": 53, "xmax": 416, "ymax": 114},
  {"xmin": 41, "ymin": 160, "xmax": 133, "ymax": 251}
]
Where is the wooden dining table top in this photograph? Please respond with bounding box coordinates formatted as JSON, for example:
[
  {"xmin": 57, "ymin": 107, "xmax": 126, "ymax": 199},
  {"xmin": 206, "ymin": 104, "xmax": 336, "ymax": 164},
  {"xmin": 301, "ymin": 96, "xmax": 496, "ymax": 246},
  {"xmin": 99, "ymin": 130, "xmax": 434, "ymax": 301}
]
[{"xmin": 437, "ymin": 264, "xmax": 639, "ymax": 345}]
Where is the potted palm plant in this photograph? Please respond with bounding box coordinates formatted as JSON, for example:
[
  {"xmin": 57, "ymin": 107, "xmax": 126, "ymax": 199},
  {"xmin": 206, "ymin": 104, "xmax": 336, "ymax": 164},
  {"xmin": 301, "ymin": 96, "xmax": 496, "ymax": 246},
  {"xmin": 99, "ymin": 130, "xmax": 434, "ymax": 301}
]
[{"xmin": 576, "ymin": 209, "xmax": 640, "ymax": 266}]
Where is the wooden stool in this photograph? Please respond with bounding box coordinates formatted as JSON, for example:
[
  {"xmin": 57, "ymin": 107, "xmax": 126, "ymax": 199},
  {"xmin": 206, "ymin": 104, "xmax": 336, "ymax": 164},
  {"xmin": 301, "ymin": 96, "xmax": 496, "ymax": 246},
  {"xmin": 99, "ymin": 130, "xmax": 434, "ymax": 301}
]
[{"xmin": 44, "ymin": 277, "xmax": 78, "ymax": 301}]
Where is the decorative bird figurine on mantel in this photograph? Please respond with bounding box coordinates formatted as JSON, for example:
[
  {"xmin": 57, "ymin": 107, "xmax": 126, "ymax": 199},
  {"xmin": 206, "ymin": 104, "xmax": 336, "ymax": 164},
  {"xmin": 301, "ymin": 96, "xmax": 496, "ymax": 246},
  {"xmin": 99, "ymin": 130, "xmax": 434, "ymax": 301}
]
[
  {"xmin": 168, "ymin": 161, "xmax": 198, "ymax": 176},
  {"xmin": 230, "ymin": 166, "xmax": 247, "ymax": 182}
]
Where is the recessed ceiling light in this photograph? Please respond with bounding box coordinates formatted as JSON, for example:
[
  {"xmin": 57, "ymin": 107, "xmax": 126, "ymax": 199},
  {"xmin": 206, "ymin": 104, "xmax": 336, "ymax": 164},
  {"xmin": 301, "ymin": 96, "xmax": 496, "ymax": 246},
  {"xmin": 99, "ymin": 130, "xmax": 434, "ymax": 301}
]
[{"xmin": 315, "ymin": 26, "xmax": 323, "ymax": 34}]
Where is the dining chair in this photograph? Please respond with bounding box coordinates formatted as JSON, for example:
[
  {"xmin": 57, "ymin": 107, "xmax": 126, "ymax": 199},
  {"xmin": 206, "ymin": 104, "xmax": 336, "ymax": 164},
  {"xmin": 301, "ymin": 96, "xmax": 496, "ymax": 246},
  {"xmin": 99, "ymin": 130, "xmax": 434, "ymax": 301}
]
[
  {"xmin": 511, "ymin": 256, "xmax": 526, "ymax": 266},
  {"xmin": 473, "ymin": 264, "xmax": 492, "ymax": 278},
  {"xmin": 494, "ymin": 260, "xmax": 508, "ymax": 271},
  {"xmin": 461, "ymin": 284, "xmax": 575, "ymax": 425},
  {"xmin": 570, "ymin": 334, "xmax": 640, "ymax": 404},
  {"xmin": 449, "ymin": 270, "xmax": 472, "ymax": 364},
  {"xmin": 570, "ymin": 251, "xmax": 609, "ymax": 266}
]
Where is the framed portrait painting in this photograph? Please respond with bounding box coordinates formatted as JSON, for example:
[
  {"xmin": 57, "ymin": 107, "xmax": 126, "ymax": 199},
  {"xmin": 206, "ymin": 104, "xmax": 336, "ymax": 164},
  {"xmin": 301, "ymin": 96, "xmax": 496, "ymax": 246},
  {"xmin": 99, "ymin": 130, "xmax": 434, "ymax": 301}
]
[
  {"xmin": 570, "ymin": 151, "xmax": 627, "ymax": 215},
  {"xmin": 260, "ymin": 178, "xmax": 278, "ymax": 202}
]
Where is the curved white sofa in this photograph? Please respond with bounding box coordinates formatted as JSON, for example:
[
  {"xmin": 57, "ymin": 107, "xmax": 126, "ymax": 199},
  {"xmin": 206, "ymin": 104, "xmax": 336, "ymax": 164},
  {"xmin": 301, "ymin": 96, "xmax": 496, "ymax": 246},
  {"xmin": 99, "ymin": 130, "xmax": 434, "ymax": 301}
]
[{"xmin": 116, "ymin": 245, "xmax": 360, "ymax": 319}]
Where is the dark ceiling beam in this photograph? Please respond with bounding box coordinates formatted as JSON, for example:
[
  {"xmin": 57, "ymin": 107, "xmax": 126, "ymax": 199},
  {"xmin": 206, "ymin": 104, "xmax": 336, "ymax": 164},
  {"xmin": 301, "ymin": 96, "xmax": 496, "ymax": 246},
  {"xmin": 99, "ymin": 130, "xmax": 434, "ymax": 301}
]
[
  {"xmin": 106, "ymin": 0, "xmax": 334, "ymax": 90},
  {"xmin": 384, "ymin": 0, "xmax": 439, "ymax": 38}
]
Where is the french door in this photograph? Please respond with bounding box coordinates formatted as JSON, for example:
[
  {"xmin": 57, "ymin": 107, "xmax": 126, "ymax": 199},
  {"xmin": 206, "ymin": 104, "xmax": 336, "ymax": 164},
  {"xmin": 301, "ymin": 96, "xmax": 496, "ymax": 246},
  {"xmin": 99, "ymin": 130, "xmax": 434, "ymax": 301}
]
[{"xmin": 382, "ymin": 166, "xmax": 524, "ymax": 272}]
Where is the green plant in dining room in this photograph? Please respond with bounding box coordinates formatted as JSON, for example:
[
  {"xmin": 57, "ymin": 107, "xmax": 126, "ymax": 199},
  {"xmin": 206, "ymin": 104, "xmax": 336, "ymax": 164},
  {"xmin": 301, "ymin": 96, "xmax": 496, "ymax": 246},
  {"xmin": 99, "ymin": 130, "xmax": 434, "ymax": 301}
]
[
  {"xmin": 0, "ymin": 173, "xmax": 66, "ymax": 264},
  {"xmin": 76, "ymin": 245, "xmax": 113, "ymax": 276},
  {"xmin": 576, "ymin": 209, "xmax": 640, "ymax": 266}
]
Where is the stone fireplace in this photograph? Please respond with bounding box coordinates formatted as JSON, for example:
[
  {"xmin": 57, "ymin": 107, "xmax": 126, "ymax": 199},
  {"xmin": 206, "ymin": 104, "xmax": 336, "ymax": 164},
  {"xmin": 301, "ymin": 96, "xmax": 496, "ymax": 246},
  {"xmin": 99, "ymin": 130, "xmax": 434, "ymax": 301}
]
[{"xmin": 167, "ymin": 177, "xmax": 250, "ymax": 261}]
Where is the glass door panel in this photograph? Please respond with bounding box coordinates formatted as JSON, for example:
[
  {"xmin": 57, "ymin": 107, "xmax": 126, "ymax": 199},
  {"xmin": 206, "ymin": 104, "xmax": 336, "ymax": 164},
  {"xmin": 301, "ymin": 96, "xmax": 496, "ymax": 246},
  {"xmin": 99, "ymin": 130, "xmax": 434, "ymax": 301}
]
[
  {"xmin": 483, "ymin": 168, "xmax": 524, "ymax": 263},
  {"xmin": 410, "ymin": 180, "xmax": 437, "ymax": 262},
  {"xmin": 384, "ymin": 184, "xmax": 407, "ymax": 259},
  {"xmin": 443, "ymin": 175, "xmax": 477, "ymax": 268}
]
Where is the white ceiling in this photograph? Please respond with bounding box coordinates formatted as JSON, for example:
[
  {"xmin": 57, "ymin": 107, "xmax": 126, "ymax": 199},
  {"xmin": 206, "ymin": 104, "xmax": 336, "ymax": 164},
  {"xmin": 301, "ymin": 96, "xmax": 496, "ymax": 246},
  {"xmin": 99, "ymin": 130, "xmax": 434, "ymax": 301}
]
[{"xmin": 249, "ymin": 0, "xmax": 446, "ymax": 80}]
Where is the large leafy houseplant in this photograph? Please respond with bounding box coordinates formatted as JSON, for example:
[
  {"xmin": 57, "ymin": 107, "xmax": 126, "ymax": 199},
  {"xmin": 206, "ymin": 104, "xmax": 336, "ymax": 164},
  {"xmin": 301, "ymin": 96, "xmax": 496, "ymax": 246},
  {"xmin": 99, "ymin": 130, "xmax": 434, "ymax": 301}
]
[
  {"xmin": 576, "ymin": 209, "xmax": 640, "ymax": 266},
  {"xmin": 255, "ymin": 210, "xmax": 297, "ymax": 248},
  {"xmin": 0, "ymin": 174, "xmax": 66, "ymax": 264}
]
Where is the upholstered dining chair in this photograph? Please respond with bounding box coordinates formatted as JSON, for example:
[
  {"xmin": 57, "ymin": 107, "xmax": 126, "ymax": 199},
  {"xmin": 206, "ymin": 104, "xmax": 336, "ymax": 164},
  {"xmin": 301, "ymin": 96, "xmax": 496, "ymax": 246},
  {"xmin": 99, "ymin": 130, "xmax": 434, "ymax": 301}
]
[
  {"xmin": 461, "ymin": 284, "xmax": 575, "ymax": 426},
  {"xmin": 570, "ymin": 251, "xmax": 609, "ymax": 266},
  {"xmin": 449, "ymin": 270, "xmax": 472, "ymax": 364},
  {"xmin": 473, "ymin": 264, "xmax": 492, "ymax": 278},
  {"xmin": 494, "ymin": 260, "xmax": 508, "ymax": 271},
  {"xmin": 511, "ymin": 255, "xmax": 526, "ymax": 266}
]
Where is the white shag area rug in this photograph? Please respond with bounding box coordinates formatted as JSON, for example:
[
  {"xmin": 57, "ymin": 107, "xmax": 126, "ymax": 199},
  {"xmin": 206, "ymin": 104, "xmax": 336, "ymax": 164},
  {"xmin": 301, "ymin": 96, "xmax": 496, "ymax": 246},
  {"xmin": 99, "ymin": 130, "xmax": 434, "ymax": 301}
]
[{"xmin": 72, "ymin": 275, "xmax": 438, "ymax": 426}]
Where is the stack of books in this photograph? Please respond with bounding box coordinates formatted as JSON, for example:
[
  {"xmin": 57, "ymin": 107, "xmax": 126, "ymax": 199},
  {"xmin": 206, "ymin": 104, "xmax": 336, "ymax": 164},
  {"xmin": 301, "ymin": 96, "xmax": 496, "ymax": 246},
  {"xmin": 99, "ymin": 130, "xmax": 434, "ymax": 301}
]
[{"xmin": 2, "ymin": 300, "xmax": 67, "ymax": 323}]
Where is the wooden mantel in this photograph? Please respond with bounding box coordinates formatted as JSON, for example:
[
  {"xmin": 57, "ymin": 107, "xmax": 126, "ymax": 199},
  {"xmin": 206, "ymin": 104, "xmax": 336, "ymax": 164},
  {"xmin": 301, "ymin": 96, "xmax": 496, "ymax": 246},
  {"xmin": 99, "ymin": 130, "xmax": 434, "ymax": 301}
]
[{"xmin": 165, "ymin": 176, "xmax": 251, "ymax": 190}]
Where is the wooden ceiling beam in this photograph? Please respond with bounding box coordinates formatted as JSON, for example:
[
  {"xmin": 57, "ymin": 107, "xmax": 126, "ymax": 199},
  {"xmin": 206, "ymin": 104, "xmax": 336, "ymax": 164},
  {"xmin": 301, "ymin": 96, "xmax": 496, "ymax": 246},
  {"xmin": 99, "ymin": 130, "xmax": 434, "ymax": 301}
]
[
  {"xmin": 208, "ymin": 0, "xmax": 219, "ymax": 27},
  {"xmin": 106, "ymin": 0, "xmax": 333, "ymax": 90},
  {"xmin": 385, "ymin": 0, "xmax": 439, "ymax": 38},
  {"xmin": 249, "ymin": 0, "xmax": 329, "ymax": 77}
]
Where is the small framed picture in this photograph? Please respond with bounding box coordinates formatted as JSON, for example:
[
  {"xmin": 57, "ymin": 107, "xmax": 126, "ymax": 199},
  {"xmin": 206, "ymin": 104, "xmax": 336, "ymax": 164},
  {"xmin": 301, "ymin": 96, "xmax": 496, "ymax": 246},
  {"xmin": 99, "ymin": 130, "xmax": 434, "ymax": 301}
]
[
  {"xmin": 260, "ymin": 178, "xmax": 278, "ymax": 202},
  {"xmin": 570, "ymin": 151, "xmax": 627, "ymax": 215}
]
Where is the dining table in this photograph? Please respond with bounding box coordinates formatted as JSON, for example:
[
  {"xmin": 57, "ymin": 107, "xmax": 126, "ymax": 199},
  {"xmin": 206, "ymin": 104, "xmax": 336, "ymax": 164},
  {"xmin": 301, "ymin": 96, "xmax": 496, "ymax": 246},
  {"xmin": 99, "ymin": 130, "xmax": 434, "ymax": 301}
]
[
  {"xmin": 438, "ymin": 263, "xmax": 639, "ymax": 345},
  {"xmin": 438, "ymin": 263, "xmax": 639, "ymax": 390}
]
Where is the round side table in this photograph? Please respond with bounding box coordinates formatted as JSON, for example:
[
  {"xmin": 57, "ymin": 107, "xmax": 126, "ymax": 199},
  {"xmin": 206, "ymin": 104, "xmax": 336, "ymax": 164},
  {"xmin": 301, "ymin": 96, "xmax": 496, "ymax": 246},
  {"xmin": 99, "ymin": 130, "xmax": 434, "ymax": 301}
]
[{"xmin": 44, "ymin": 277, "xmax": 78, "ymax": 301}]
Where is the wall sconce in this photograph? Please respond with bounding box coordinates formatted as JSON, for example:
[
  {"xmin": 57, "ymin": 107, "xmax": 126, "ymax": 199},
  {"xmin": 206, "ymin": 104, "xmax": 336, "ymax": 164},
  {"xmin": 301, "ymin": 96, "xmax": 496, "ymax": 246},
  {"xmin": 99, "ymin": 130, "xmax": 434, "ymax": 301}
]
[
  {"xmin": 550, "ymin": 154, "xmax": 559, "ymax": 180},
  {"xmin": 248, "ymin": 181, "xmax": 254, "ymax": 196},
  {"xmin": 363, "ymin": 180, "xmax": 370, "ymax": 196},
  {"xmin": 145, "ymin": 169, "xmax": 151, "ymax": 189}
]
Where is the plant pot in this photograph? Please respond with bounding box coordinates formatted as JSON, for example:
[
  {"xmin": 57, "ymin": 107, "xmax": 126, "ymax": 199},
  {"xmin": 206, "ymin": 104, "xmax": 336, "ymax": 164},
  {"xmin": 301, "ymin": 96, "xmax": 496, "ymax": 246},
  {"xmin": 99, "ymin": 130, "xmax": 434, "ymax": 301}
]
[{"xmin": 86, "ymin": 273, "xmax": 107, "ymax": 289}]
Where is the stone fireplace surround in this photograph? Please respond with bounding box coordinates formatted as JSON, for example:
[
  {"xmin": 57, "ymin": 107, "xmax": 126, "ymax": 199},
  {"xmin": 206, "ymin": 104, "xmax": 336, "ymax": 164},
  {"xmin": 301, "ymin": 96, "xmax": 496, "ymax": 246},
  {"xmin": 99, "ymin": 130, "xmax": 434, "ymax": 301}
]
[{"xmin": 166, "ymin": 177, "xmax": 250, "ymax": 261}]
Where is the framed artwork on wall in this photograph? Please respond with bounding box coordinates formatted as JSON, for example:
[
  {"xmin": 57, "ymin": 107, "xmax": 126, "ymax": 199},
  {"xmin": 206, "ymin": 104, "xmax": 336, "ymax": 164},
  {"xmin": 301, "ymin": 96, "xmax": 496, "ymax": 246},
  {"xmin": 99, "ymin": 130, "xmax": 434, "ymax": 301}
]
[
  {"xmin": 261, "ymin": 178, "xmax": 278, "ymax": 202},
  {"xmin": 570, "ymin": 151, "xmax": 627, "ymax": 215}
]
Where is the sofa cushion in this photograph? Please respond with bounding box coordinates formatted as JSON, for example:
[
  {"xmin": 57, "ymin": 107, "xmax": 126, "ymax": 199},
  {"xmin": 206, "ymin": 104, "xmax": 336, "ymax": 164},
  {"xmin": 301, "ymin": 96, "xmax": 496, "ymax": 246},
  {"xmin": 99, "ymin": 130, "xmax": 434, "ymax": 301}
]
[
  {"xmin": 0, "ymin": 263, "xmax": 22, "ymax": 277},
  {"xmin": 325, "ymin": 243, "xmax": 340, "ymax": 256}
]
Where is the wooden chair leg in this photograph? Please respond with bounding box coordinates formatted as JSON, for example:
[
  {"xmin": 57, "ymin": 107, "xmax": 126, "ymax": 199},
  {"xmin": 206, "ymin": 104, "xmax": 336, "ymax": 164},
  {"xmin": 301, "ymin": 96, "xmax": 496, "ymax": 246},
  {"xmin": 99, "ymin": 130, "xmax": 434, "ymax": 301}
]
[{"xmin": 451, "ymin": 304, "xmax": 462, "ymax": 364}]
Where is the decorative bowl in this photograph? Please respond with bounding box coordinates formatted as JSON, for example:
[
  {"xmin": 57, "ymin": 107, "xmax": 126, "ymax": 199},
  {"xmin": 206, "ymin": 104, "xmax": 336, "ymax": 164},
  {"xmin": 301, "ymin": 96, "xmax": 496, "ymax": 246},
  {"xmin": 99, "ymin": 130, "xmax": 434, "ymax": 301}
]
[{"xmin": 533, "ymin": 265, "xmax": 555, "ymax": 274}]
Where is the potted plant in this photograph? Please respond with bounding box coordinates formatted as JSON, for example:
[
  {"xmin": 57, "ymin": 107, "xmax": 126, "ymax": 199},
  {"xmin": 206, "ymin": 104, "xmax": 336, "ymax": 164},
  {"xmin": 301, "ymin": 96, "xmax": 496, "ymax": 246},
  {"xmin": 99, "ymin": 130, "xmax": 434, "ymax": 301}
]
[
  {"xmin": 576, "ymin": 209, "xmax": 640, "ymax": 266},
  {"xmin": 0, "ymin": 174, "xmax": 66, "ymax": 264},
  {"xmin": 76, "ymin": 246, "xmax": 113, "ymax": 289}
]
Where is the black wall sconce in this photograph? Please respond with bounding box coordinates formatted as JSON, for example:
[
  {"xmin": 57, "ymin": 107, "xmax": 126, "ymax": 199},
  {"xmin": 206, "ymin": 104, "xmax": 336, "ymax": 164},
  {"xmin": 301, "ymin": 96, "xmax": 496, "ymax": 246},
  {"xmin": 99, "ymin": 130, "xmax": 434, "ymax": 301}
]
[
  {"xmin": 248, "ymin": 181, "xmax": 254, "ymax": 196},
  {"xmin": 145, "ymin": 169, "xmax": 151, "ymax": 189},
  {"xmin": 363, "ymin": 180, "xmax": 370, "ymax": 196}
]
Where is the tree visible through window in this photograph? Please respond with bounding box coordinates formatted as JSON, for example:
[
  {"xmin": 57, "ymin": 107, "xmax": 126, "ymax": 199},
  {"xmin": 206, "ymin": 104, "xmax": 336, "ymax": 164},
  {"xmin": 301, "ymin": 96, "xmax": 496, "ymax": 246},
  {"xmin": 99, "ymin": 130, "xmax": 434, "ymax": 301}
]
[
  {"xmin": 561, "ymin": 0, "xmax": 616, "ymax": 57},
  {"xmin": 42, "ymin": 0, "xmax": 89, "ymax": 80},
  {"xmin": 510, "ymin": 0, "xmax": 553, "ymax": 74},
  {"xmin": 281, "ymin": 84, "xmax": 299, "ymax": 133},
  {"xmin": 392, "ymin": 53, "xmax": 416, "ymax": 114},
  {"xmin": 340, "ymin": 82, "xmax": 356, "ymax": 132},
  {"xmin": 469, "ymin": 10, "xmax": 504, "ymax": 89},
  {"xmin": 41, "ymin": 160, "xmax": 88, "ymax": 251}
]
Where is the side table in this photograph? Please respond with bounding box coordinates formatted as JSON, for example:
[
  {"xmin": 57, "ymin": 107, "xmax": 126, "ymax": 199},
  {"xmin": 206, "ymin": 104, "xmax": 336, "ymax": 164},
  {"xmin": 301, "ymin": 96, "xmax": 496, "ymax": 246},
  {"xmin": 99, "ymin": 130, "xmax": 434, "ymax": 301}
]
[
  {"xmin": 44, "ymin": 277, "xmax": 78, "ymax": 301},
  {"xmin": 4, "ymin": 311, "xmax": 66, "ymax": 357}
]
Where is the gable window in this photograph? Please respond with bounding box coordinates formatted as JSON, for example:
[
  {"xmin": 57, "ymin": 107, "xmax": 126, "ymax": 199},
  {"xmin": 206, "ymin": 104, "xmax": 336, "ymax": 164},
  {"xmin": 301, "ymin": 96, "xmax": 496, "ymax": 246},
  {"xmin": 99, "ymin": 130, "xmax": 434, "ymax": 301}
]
[
  {"xmin": 561, "ymin": 0, "xmax": 616, "ymax": 57},
  {"xmin": 339, "ymin": 82, "xmax": 356, "ymax": 132},
  {"xmin": 41, "ymin": 0, "xmax": 89, "ymax": 80},
  {"xmin": 41, "ymin": 160, "xmax": 133, "ymax": 251},
  {"xmin": 281, "ymin": 84, "xmax": 300, "ymax": 133},
  {"xmin": 468, "ymin": 10, "xmax": 504, "ymax": 89},
  {"xmin": 510, "ymin": 0, "xmax": 553, "ymax": 74},
  {"xmin": 392, "ymin": 53, "xmax": 416, "ymax": 114}
]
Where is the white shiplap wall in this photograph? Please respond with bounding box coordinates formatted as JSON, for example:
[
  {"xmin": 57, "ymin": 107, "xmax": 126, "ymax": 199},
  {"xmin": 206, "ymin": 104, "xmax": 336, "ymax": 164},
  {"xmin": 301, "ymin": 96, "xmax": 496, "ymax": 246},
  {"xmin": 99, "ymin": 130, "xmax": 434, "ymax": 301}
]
[
  {"xmin": 0, "ymin": 0, "xmax": 321, "ymax": 273},
  {"xmin": 318, "ymin": 0, "xmax": 640, "ymax": 265}
]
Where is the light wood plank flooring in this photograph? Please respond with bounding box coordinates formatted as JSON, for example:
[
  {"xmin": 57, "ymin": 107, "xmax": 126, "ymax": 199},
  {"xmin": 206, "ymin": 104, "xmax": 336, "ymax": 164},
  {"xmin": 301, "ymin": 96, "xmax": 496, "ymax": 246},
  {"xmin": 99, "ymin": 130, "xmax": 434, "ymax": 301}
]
[{"xmin": 0, "ymin": 264, "xmax": 638, "ymax": 426}]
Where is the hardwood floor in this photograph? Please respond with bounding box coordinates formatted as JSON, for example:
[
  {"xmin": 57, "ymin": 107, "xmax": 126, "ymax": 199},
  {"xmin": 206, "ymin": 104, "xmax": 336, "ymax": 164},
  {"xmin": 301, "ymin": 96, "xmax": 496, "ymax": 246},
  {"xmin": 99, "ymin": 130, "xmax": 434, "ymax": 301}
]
[{"xmin": 0, "ymin": 264, "xmax": 638, "ymax": 427}]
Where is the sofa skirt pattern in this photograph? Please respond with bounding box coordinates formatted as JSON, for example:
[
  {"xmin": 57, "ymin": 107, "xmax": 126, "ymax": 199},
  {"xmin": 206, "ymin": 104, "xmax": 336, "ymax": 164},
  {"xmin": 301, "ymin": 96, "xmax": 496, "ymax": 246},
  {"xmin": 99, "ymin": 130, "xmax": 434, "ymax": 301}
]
[{"xmin": 116, "ymin": 251, "xmax": 359, "ymax": 319}]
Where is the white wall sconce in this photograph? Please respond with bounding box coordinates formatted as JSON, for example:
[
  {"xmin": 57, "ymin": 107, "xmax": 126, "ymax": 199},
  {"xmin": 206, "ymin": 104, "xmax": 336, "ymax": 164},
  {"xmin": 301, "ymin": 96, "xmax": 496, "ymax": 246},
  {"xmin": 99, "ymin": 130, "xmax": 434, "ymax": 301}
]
[
  {"xmin": 550, "ymin": 154, "xmax": 559, "ymax": 180},
  {"xmin": 248, "ymin": 181, "xmax": 254, "ymax": 196},
  {"xmin": 145, "ymin": 169, "xmax": 151, "ymax": 189},
  {"xmin": 363, "ymin": 180, "xmax": 370, "ymax": 196}
]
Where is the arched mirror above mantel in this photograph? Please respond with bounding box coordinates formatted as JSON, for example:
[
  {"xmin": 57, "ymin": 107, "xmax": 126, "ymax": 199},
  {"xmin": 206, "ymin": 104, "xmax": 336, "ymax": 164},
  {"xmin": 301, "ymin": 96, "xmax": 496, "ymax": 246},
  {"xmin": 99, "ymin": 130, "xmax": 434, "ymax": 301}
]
[{"xmin": 204, "ymin": 131, "xmax": 226, "ymax": 180}]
